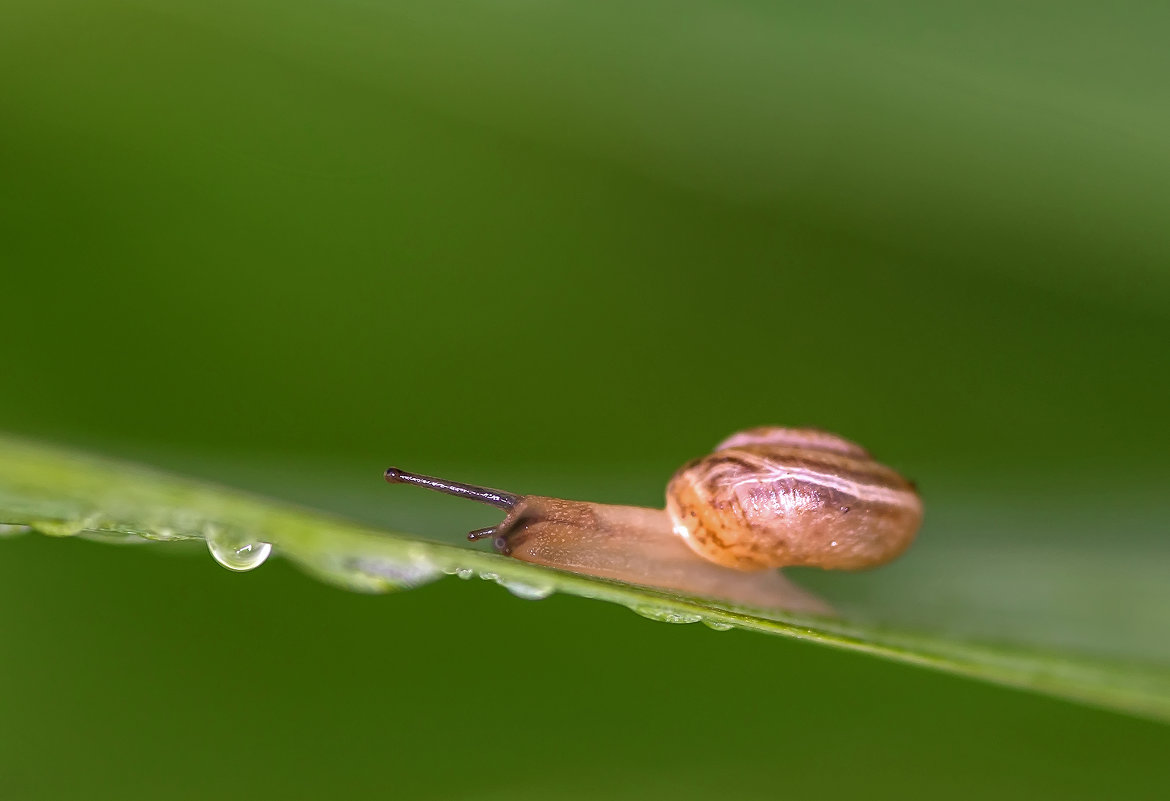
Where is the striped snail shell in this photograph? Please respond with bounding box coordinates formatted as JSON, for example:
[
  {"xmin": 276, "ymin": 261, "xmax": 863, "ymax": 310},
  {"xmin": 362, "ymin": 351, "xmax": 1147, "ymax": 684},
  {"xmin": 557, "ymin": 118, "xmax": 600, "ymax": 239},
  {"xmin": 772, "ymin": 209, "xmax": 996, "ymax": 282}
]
[{"xmin": 667, "ymin": 427, "xmax": 922, "ymax": 571}]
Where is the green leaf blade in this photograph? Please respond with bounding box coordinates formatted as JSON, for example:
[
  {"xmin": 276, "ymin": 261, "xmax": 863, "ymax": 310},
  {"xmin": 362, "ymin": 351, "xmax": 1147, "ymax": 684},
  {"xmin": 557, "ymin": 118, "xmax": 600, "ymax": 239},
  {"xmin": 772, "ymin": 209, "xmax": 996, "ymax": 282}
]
[{"xmin": 2, "ymin": 433, "xmax": 1168, "ymax": 723}]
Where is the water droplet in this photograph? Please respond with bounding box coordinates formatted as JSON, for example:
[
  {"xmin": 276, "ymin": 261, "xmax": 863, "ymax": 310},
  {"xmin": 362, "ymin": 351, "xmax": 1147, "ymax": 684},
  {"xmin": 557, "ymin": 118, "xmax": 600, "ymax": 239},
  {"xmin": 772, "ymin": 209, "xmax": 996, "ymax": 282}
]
[
  {"xmin": 630, "ymin": 605, "xmax": 702, "ymax": 624},
  {"xmin": 497, "ymin": 578, "xmax": 555, "ymax": 601},
  {"xmin": 455, "ymin": 567, "xmax": 474, "ymax": 580},
  {"xmin": 0, "ymin": 523, "xmax": 31, "ymax": 538},
  {"xmin": 345, "ymin": 556, "xmax": 441, "ymax": 591},
  {"xmin": 143, "ymin": 526, "xmax": 192, "ymax": 543},
  {"xmin": 294, "ymin": 551, "xmax": 440, "ymax": 593},
  {"xmin": 702, "ymin": 619, "xmax": 735, "ymax": 632},
  {"xmin": 478, "ymin": 571, "xmax": 500, "ymax": 582},
  {"xmin": 206, "ymin": 529, "xmax": 271, "ymax": 572}
]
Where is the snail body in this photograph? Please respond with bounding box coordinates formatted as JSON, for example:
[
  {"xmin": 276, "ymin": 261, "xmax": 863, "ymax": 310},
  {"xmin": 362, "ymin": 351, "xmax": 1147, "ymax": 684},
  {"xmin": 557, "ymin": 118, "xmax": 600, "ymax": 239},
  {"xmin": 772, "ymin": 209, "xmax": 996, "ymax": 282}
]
[{"xmin": 384, "ymin": 427, "xmax": 922, "ymax": 611}]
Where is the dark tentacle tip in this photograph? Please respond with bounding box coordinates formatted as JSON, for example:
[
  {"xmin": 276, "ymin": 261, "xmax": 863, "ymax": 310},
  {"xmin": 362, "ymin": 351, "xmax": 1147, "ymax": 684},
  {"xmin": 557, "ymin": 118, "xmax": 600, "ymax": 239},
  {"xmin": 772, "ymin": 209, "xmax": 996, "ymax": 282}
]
[
  {"xmin": 467, "ymin": 526, "xmax": 497, "ymax": 542},
  {"xmin": 384, "ymin": 467, "xmax": 402, "ymax": 483}
]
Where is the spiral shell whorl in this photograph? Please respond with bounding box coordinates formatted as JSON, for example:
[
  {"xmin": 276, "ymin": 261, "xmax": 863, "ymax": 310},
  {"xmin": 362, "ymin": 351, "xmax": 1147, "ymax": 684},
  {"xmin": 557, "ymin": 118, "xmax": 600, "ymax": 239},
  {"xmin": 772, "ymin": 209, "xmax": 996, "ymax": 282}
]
[
  {"xmin": 666, "ymin": 427, "xmax": 922, "ymax": 571},
  {"xmin": 714, "ymin": 427, "xmax": 870, "ymax": 458}
]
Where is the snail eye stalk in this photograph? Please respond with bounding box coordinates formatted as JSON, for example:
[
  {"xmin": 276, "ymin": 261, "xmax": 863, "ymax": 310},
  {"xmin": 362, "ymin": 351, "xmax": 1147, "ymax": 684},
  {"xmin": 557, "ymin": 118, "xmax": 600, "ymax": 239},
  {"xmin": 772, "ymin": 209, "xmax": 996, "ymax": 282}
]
[{"xmin": 383, "ymin": 467, "xmax": 521, "ymax": 511}]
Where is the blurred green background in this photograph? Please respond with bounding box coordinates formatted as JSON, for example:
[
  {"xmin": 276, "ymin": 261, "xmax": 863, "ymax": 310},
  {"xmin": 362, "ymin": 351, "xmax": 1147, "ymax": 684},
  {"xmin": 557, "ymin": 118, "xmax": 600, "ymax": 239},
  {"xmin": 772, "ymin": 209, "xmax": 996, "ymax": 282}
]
[{"xmin": 3, "ymin": 1, "xmax": 1169, "ymax": 798}]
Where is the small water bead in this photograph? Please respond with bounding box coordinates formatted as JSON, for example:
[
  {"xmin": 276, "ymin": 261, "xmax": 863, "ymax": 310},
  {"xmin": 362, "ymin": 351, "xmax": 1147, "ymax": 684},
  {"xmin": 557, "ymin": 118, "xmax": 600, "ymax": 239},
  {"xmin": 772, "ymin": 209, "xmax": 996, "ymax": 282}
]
[
  {"xmin": 346, "ymin": 556, "xmax": 442, "ymax": 591},
  {"xmin": 630, "ymin": 605, "xmax": 703, "ymax": 624},
  {"xmin": 701, "ymin": 619, "xmax": 735, "ymax": 632},
  {"xmin": 0, "ymin": 523, "xmax": 32, "ymax": 538},
  {"xmin": 206, "ymin": 531, "xmax": 272, "ymax": 572},
  {"xmin": 497, "ymin": 578, "xmax": 555, "ymax": 601},
  {"xmin": 33, "ymin": 517, "xmax": 98, "ymax": 538},
  {"xmin": 141, "ymin": 526, "xmax": 196, "ymax": 543},
  {"xmin": 292, "ymin": 553, "xmax": 435, "ymax": 593},
  {"xmin": 445, "ymin": 566, "xmax": 552, "ymax": 596}
]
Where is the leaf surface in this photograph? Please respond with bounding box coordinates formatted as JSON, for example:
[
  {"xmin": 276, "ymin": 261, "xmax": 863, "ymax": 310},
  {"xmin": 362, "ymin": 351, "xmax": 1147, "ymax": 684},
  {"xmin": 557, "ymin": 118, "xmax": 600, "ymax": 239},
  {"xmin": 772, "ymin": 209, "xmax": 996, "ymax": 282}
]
[{"xmin": 2, "ymin": 433, "xmax": 1167, "ymax": 723}]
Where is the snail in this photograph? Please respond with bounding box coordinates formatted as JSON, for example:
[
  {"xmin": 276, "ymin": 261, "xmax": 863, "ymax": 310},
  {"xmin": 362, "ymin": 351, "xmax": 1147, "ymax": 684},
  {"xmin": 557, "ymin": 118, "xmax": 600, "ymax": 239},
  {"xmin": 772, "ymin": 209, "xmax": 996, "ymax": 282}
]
[{"xmin": 384, "ymin": 427, "xmax": 922, "ymax": 613}]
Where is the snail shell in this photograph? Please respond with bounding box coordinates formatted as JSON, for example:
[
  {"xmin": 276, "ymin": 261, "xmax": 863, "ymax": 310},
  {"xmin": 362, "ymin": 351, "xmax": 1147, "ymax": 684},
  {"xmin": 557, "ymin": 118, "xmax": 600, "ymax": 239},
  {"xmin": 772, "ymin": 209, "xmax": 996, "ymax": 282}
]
[{"xmin": 666, "ymin": 427, "xmax": 922, "ymax": 571}]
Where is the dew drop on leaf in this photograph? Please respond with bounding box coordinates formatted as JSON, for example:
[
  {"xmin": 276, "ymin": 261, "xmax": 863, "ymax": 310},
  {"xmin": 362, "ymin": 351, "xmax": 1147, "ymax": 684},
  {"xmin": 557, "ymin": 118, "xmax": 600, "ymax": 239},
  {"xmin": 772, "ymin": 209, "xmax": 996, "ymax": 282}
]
[
  {"xmin": 630, "ymin": 605, "xmax": 703, "ymax": 624},
  {"xmin": 206, "ymin": 533, "xmax": 272, "ymax": 572},
  {"xmin": 702, "ymin": 619, "xmax": 735, "ymax": 632},
  {"xmin": 498, "ymin": 578, "xmax": 555, "ymax": 600}
]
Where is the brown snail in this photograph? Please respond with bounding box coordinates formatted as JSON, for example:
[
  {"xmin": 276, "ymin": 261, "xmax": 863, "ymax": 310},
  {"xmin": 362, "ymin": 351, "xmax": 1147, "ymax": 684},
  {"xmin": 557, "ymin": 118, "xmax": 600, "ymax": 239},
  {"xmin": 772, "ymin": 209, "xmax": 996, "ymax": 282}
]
[{"xmin": 384, "ymin": 427, "xmax": 922, "ymax": 612}]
